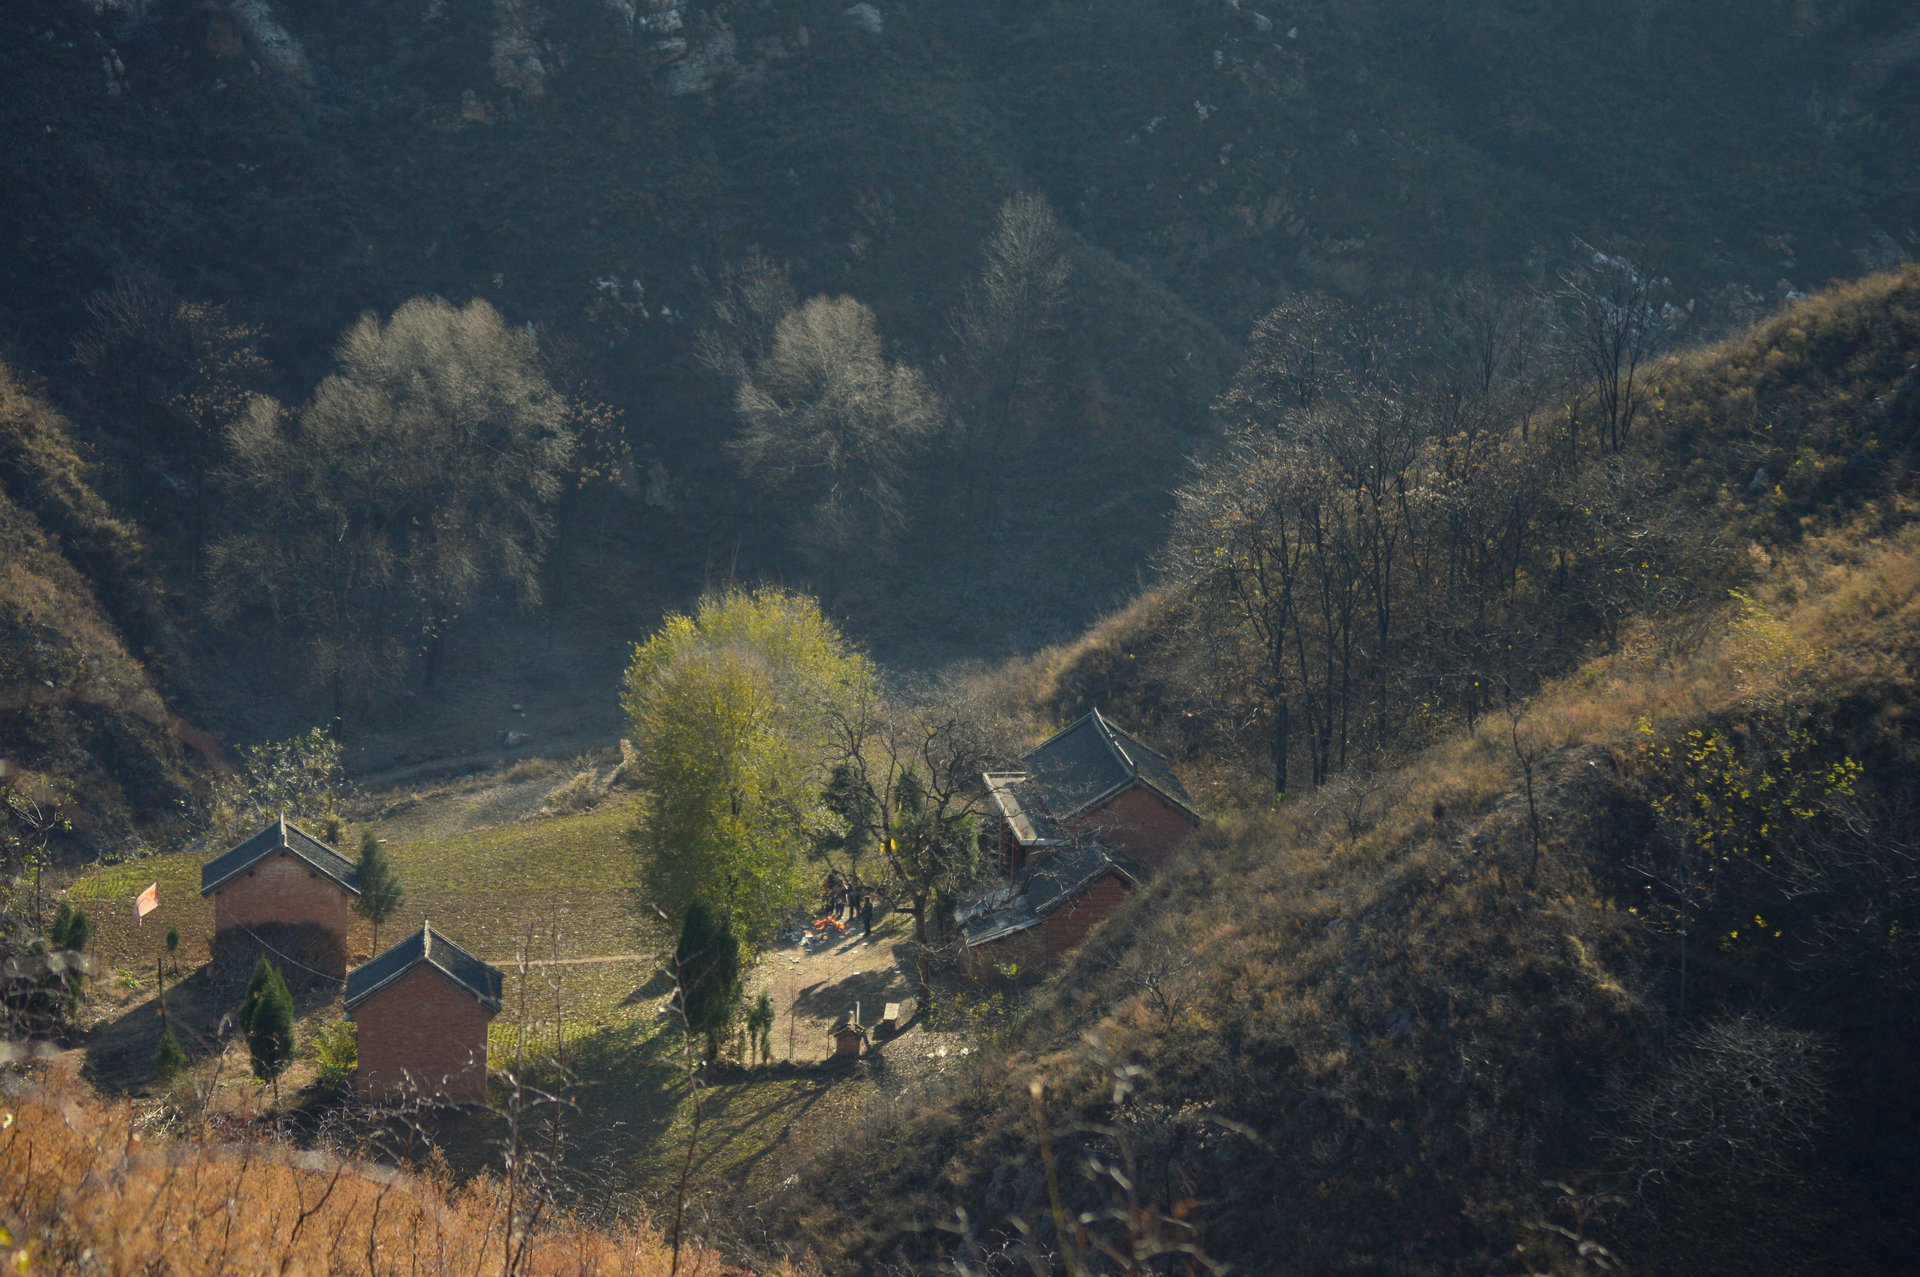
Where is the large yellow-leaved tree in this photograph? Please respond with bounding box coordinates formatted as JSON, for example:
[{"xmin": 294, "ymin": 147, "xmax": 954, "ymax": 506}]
[{"xmin": 621, "ymin": 587, "xmax": 875, "ymax": 945}]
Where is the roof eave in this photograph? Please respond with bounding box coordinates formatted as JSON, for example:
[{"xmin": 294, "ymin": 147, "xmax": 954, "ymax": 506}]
[
  {"xmin": 965, "ymin": 916, "xmax": 1039, "ymax": 947},
  {"xmin": 346, "ymin": 956, "xmax": 502, "ymax": 1014},
  {"xmin": 1059, "ymin": 775, "xmax": 1204, "ymax": 827},
  {"xmin": 200, "ymin": 844, "xmax": 363, "ymax": 899}
]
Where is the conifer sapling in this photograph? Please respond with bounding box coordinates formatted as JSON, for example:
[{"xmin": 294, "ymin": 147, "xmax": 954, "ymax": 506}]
[
  {"xmin": 155, "ymin": 1021, "xmax": 188, "ymax": 1082},
  {"xmin": 354, "ymin": 832, "xmax": 405, "ymax": 950},
  {"xmin": 246, "ymin": 959, "xmax": 295, "ymax": 1100}
]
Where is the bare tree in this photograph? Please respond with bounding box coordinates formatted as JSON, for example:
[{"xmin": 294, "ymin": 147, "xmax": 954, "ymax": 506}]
[
  {"xmin": 730, "ymin": 295, "xmax": 943, "ymax": 570},
  {"xmin": 1557, "ymin": 242, "xmax": 1679, "ymax": 454},
  {"xmin": 826, "ymin": 691, "xmax": 996, "ymax": 1010},
  {"xmin": 693, "ymin": 248, "xmax": 797, "ymax": 385},
  {"xmin": 1605, "ymin": 1015, "xmax": 1828, "ymax": 1190},
  {"xmin": 953, "ymin": 193, "xmax": 1073, "ymax": 470},
  {"xmin": 210, "ymin": 297, "xmax": 578, "ymax": 719},
  {"xmin": 1216, "ymin": 291, "xmax": 1370, "ymax": 424},
  {"xmin": 1167, "ymin": 422, "xmax": 1316, "ymax": 794}
]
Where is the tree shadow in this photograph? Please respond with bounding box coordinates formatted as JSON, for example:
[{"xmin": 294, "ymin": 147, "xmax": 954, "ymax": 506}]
[
  {"xmin": 620, "ymin": 967, "xmax": 674, "ymax": 1005},
  {"xmin": 684, "ymin": 1073, "xmax": 836, "ymax": 1185},
  {"xmin": 542, "ymin": 1017, "xmax": 695, "ymax": 1175},
  {"xmin": 80, "ymin": 962, "xmax": 340, "ymax": 1092},
  {"xmin": 790, "ymin": 964, "xmax": 912, "ymax": 1021}
]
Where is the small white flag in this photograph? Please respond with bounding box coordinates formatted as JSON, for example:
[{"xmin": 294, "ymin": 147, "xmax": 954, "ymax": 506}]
[{"xmin": 135, "ymin": 882, "xmax": 159, "ymax": 921}]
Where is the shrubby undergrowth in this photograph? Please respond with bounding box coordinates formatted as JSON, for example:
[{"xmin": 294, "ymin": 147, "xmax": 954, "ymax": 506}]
[{"xmin": 776, "ymin": 269, "xmax": 1920, "ymax": 1275}]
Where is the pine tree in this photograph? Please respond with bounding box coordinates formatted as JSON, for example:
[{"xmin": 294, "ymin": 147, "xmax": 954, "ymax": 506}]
[
  {"xmin": 246, "ymin": 960, "xmax": 295, "ymax": 1100},
  {"xmin": 49, "ymin": 899, "xmax": 92, "ymax": 952},
  {"xmin": 746, "ymin": 991, "xmax": 776, "ymax": 1064},
  {"xmin": 673, "ymin": 900, "xmax": 742, "ymax": 1061},
  {"xmin": 240, "ymin": 955, "xmax": 275, "ymax": 1034},
  {"xmin": 46, "ymin": 900, "xmax": 93, "ymax": 1006},
  {"xmin": 154, "ymin": 1022, "xmax": 188, "ymax": 1082},
  {"xmin": 353, "ymin": 832, "xmax": 405, "ymax": 950}
]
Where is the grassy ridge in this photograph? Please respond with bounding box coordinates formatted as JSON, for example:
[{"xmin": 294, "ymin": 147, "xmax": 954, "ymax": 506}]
[
  {"xmin": 1, "ymin": 361, "xmax": 207, "ymax": 839},
  {"xmin": 777, "ymin": 272, "xmax": 1920, "ymax": 1274},
  {"xmin": 791, "ymin": 512, "xmax": 1920, "ymax": 1277}
]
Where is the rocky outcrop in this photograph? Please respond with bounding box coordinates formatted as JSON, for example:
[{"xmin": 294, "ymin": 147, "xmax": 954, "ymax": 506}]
[
  {"xmin": 491, "ymin": 0, "xmax": 549, "ymax": 102},
  {"xmin": 226, "ymin": 0, "xmax": 317, "ymax": 100}
]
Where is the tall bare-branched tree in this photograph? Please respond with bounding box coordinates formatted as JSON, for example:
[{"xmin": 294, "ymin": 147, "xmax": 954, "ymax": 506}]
[
  {"xmin": 730, "ymin": 296, "xmax": 943, "ymax": 570},
  {"xmin": 1166, "ymin": 274, "xmax": 1720, "ymax": 793},
  {"xmin": 210, "ymin": 297, "xmax": 578, "ymax": 720},
  {"xmin": 1557, "ymin": 242, "xmax": 1678, "ymax": 454},
  {"xmin": 826, "ymin": 692, "xmax": 993, "ymax": 1009},
  {"xmin": 693, "ymin": 248, "xmax": 798, "ymax": 386},
  {"xmin": 953, "ymin": 192, "xmax": 1073, "ymax": 475}
]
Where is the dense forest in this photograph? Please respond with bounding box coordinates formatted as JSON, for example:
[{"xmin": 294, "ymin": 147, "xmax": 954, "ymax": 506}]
[{"xmin": 4, "ymin": 2, "xmax": 1920, "ymax": 1274}]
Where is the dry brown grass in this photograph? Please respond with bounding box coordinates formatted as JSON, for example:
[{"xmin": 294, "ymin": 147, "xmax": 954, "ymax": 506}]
[
  {"xmin": 0, "ymin": 1064, "xmax": 801, "ymax": 1276},
  {"xmin": 788, "ymin": 486, "xmax": 1920, "ymax": 1276},
  {"xmin": 1, "ymin": 360, "xmax": 208, "ymax": 835},
  {"xmin": 966, "ymin": 591, "xmax": 1181, "ymax": 738}
]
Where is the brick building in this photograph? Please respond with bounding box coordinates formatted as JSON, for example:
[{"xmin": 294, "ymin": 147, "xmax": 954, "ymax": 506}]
[
  {"xmin": 199, "ymin": 817, "xmax": 361, "ymax": 979},
  {"xmin": 344, "ymin": 922, "xmax": 503, "ymax": 1104},
  {"xmin": 961, "ymin": 709, "xmax": 1199, "ymax": 965}
]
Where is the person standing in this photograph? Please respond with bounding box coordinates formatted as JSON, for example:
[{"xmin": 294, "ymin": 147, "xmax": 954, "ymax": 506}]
[{"xmin": 861, "ymin": 893, "xmax": 875, "ymax": 938}]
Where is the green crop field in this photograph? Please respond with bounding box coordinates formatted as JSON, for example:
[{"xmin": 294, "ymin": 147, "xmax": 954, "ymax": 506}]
[
  {"xmin": 65, "ymin": 787, "xmax": 925, "ymax": 1217},
  {"xmin": 71, "ymin": 796, "xmax": 662, "ymax": 1009}
]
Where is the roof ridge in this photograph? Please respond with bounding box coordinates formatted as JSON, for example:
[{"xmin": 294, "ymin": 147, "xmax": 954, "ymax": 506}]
[
  {"xmin": 1094, "ymin": 708, "xmax": 1140, "ymax": 778},
  {"xmin": 346, "ymin": 921, "xmax": 503, "ymax": 1013},
  {"xmin": 1026, "ymin": 708, "xmax": 1101, "ymax": 758},
  {"xmin": 200, "ymin": 817, "xmax": 363, "ymax": 899}
]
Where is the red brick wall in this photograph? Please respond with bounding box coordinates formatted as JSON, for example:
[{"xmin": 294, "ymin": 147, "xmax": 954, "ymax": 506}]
[
  {"xmin": 969, "ymin": 871, "xmax": 1133, "ymax": 971},
  {"xmin": 352, "ymin": 964, "xmax": 495, "ymax": 1104},
  {"xmin": 211, "ymin": 851, "xmax": 353, "ymax": 940},
  {"xmin": 1032, "ymin": 872, "xmax": 1132, "ymax": 959},
  {"xmin": 963, "ymin": 926, "xmax": 1036, "ymax": 975},
  {"xmin": 1002, "ymin": 818, "xmax": 1032, "ymax": 878},
  {"xmin": 1074, "ymin": 784, "xmax": 1197, "ymax": 870}
]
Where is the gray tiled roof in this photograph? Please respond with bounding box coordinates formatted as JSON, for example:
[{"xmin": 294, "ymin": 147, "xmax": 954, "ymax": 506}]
[
  {"xmin": 345, "ymin": 922, "xmax": 505, "ymax": 1014},
  {"xmin": 966, "ymin": 711, "xmax": 1192, "ymax": 948},
  {"xmin": 962, "ymin": 835, "xmax": 1143, "ymax": 947},
  {"xmin": 1101, "ymin": 715, "xmax": 1200, "ymax": 818},
  {"xmin": 200, "ymin": 817, "xmax": 362, "ymax": 898},
  {"xmin": 983, "ymin": 772, "xmax": 1062, "ymax": 845},
  {"xmin": 1018, "ymin": 709, "xmax": 1200, "ymax": 827}
]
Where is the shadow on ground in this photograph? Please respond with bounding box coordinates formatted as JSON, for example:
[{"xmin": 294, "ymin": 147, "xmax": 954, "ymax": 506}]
[
  {"xmin": 791, "ymin": 958, "xmax": 913, "ymax": 1024},
  {"xmin": 81, "ymin": 963, "xmax": 340, "ymax": 1092}
]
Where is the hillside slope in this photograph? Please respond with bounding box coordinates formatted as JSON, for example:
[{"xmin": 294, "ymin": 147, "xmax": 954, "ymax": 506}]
[
  {"xmin": 0, "ymin": 1066, "xmax": 786, "ymax": 1275},
  {"xmin": 778, "ymin": 272, "xmax": 1920, "ymax": 1274},
  {"xmin": 0, "ymin": 360, "xmax": 214, "ymax": 842},
  {"xmin": 4, "ymin": 0, "xmax": 1918, "ymax": 678}
]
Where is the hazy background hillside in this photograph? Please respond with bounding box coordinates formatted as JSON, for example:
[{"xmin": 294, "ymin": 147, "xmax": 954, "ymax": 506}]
[{"xmin": 3, "ymin": 0, "xmax": 1918, "ymax": 813}]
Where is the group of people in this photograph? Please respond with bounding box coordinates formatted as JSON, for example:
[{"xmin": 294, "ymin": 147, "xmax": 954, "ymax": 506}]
[{"xmin": 823, "ymin": 871, "xmax": 877, "ymax": 937}]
